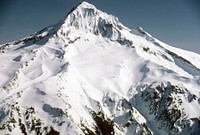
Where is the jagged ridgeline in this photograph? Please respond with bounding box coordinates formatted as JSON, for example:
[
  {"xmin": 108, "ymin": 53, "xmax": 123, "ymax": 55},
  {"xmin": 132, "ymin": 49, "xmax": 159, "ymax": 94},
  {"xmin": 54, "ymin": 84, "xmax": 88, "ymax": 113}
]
[{"xmin": 0, "ymin": 1, "xmax": 200, "ymax": 135}]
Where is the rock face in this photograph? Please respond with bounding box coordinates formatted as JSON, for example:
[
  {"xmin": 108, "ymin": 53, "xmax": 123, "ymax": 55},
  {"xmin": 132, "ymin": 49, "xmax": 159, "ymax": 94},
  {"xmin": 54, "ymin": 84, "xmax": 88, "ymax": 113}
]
[{"xmin": 0, "ymin": 2, "xmax": 200, "ymax": 135}]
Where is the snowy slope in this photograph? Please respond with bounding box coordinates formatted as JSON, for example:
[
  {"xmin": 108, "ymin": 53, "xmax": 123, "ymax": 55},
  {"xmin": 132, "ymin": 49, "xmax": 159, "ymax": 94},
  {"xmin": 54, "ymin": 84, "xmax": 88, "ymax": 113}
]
[{"xmin": 0, "ymin": 1, "xmax": 200, "ymax": 135}]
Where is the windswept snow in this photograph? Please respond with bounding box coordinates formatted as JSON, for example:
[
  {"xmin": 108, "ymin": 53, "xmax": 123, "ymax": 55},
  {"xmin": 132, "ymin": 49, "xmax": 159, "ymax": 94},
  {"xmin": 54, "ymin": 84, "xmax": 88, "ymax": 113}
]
[{"xmin": 0, "ymin": 1, "xmax": 200, "ymax": 135}]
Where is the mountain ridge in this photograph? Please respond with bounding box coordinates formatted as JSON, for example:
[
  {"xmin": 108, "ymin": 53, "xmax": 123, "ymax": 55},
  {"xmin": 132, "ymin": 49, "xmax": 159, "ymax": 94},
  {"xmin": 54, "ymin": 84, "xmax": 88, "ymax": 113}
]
[{"xmin": 0, "ymin": 1, "xmax": 200, "ymax": 135}]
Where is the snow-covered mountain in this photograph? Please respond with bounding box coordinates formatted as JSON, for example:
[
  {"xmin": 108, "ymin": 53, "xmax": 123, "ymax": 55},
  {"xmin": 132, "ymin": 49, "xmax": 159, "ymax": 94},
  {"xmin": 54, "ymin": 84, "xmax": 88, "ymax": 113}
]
[{"xmin": 0, "ymin": 1, "xmax": 200, "ymax": 135}]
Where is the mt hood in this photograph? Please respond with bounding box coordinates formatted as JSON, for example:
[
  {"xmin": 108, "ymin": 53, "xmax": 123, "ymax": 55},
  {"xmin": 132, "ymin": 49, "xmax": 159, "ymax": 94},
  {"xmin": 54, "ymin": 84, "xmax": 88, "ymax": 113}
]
[{"xmin": 0, "ymin": 2, "xmax": 200, "ymax": 135}]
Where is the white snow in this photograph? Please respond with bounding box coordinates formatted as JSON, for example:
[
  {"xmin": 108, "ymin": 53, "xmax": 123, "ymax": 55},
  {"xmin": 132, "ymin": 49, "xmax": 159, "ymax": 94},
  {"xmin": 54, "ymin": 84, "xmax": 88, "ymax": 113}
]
[{"xmin": 0, "ymin": 1, "xmax": 199, "ymax": 135}]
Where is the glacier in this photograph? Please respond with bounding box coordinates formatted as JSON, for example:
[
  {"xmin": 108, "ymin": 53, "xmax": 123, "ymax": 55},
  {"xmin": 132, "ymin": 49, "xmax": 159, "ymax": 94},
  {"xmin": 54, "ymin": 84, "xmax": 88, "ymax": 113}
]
[{"xmin": 0, "ymin": 1, "xmax": 200, "ymax": 135}]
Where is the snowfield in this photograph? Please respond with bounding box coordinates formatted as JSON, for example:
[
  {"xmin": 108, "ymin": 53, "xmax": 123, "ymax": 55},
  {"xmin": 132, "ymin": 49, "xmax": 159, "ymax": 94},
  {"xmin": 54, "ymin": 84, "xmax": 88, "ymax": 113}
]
[{"xmin": 0, "ymin": 1, "xmax": 200, "ymax": 135}]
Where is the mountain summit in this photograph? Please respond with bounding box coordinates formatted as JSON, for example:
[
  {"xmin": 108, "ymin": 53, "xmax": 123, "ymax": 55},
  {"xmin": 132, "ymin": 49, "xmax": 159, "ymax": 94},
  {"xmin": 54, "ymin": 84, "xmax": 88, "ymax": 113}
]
[{"xmin": 0, "ymin": 2, "xmax": 200, "ymax": 135}]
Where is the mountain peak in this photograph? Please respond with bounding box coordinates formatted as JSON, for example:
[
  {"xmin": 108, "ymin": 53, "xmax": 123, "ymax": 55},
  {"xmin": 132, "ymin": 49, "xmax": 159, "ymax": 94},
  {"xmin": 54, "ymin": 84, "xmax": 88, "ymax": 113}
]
[
  {"xmin": 57, "ymin": 1, "xmax": 124, "ymax": 40},
  {"xmin": 1, "ymin": 2, "xmax": 200, "ymax": 135},
  {"xmin": 77, "ymin": 1, "xmax": 96, "ymax": 9},
  {"xmin": 66, "ymin": 1, "xmax": 96, "ymax": 16}
]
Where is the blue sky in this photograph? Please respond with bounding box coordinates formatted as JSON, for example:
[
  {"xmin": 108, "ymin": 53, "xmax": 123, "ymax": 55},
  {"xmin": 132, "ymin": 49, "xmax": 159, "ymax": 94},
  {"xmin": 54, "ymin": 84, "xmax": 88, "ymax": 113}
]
[{"xmin": 0, "ymin": 0, "xmax": 200, "ymax": 54}]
